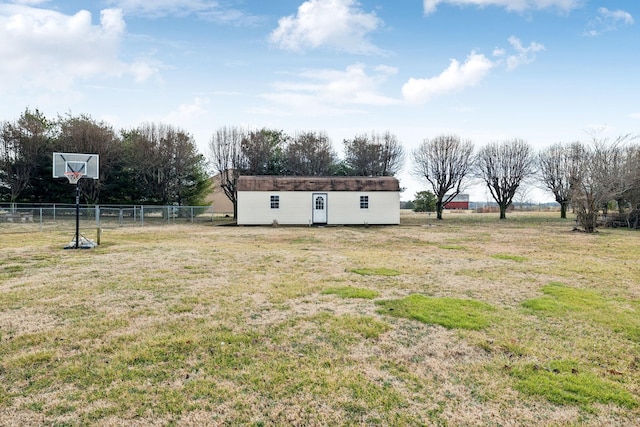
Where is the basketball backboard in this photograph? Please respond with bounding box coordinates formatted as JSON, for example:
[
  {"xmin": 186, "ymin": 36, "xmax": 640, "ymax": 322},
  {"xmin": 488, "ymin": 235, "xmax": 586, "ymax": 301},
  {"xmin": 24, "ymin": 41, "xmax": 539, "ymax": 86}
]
[{"xmin": 53, "ymin": 152, "xmax": 99, "ymax": 180}]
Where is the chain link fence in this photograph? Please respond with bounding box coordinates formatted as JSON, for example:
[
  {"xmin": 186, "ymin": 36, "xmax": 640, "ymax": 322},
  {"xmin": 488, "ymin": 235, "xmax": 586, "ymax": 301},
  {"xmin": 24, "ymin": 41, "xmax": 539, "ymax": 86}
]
[{"xmin": 0, "ymin": 203, "xmax": 218, "ymax": 230}]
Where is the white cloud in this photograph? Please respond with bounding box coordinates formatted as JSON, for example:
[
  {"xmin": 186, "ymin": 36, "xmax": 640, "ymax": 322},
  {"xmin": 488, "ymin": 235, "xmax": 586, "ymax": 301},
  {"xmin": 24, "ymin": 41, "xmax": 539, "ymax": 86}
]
[
  {"xmin": 402, "ymin": 52, "xmax": 494, "ymax": 103},
  {"xmin": 423, "ymin": 0, "xmax": 581, "ymax": 15},
  {"xmin": 130, "ymin": 61, "xmax": 161, "ymax": 83},
  {"xmin": 164, "ymin": 97, "xmax": 209, "ymax": 124},
  {"xmin": 598, "ymin": 7, "xmax": 634, "ymax": 25},
  {"xmin": 628, "ymin": 112, "xmax": 640, "ymax": 120},
  {"xmin": 269, "ymin": 0, "xmax": 383, "ymax": 54},
  {"xmin": 259, "ymin": 63, "xmax": 399, "ymax": 116},
  {"xmin": 492, "ymin": 47, "xmax": 506, "ymax": 57},
  {"xmin": 108, "ymin": 0, "xmax": 259, "ymax": 24},
  {"xmin": 0, "ymin": 5, "xmax": 158, "ymax": 93},
  {"xmin": 504, "ymin": 36, "xmax": 545, "ymax": 70},
  {"xmin": 585, "ymin": 7, "xmax": 634, "ymax": 36}
]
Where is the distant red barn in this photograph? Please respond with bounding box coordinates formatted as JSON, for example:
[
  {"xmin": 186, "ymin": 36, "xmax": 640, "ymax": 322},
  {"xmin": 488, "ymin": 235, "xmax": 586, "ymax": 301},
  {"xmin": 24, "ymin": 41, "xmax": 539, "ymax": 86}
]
[{"xmin": 444, "ymin": 194, "xmax": 470, "ymax": 210}]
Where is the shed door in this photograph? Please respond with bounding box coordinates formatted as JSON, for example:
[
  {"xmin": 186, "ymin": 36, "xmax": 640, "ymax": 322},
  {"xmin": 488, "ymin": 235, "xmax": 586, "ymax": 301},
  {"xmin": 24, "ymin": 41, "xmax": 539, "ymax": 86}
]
[{"xmin": 312, "ymin": 193, "xmax": 327, "ymax": 224}]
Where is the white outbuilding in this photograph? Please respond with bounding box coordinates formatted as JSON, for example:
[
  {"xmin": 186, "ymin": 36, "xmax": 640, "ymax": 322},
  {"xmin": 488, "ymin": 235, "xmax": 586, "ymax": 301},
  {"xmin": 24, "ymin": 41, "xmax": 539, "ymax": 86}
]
[{"xmin": 237, "ymin": 176, "xmax": 400, "ymax": 226}]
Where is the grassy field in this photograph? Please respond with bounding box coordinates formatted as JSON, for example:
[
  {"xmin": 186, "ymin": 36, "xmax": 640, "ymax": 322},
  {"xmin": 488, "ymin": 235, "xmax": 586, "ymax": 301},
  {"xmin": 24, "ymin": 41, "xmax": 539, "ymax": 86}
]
[{"xmin": 1, "ymin": 211, "xmax": 639, "ymax": 426}]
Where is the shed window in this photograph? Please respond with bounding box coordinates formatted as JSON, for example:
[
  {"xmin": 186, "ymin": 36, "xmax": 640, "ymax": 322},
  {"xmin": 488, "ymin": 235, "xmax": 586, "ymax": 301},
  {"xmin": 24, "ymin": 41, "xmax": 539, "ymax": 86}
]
[
  {"xmin": 270, "ymin": 195, "xmax": 280, "ymax": 209},
  {"xmin": 315, "ymin": 196, "xmax": 325, "ymax": 210},
  {"xmin": 360, "ymin": 195, "xmax": 369, "ymax": 209}
]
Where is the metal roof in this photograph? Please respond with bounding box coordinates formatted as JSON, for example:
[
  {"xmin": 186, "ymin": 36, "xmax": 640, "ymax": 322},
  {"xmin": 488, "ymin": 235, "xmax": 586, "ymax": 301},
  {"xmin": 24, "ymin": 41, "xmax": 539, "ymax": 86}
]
[{"xmin": 237, "ymin": 176, "xmax": 400, "ymax": 192}]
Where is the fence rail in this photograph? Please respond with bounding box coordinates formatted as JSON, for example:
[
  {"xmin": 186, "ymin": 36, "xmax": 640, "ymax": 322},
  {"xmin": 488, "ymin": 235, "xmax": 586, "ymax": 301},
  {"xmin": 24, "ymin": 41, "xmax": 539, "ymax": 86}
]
[{"xmin": 0, "ymin": 203, "xmax": 216, "ymax": 228}]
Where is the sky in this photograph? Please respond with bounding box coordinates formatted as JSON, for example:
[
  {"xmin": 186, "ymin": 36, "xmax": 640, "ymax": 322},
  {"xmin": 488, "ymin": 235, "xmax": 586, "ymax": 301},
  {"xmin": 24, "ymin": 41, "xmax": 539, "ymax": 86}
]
[{"xmin": 1, "ymin": 0, "xmax": 639, "ymax": 202}]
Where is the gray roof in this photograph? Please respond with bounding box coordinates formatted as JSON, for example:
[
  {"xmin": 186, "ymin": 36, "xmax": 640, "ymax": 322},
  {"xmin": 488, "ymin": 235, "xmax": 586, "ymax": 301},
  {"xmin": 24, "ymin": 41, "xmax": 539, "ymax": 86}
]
[{"xmin": 237, "ymin": 176, "xmax": 400, "ymax": 192}]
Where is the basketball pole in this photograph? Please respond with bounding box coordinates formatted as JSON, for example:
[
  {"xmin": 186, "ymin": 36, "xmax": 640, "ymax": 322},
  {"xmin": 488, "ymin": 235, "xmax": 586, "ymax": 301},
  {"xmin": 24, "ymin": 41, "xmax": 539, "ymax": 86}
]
[{"xmin": 75, "ymin": 180, "xmax": 80, "ymax": 249}]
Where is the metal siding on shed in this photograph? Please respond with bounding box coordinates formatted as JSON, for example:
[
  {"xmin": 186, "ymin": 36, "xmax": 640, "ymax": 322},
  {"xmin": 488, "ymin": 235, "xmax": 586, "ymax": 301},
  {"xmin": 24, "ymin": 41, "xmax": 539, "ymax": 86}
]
[
  {"xmin": 238, "ymin": 192, "xmax": 312, "ymax": 225},
  {"xmin": 237, "ymin": 191, "xmax": 399, "ymax": 225}
]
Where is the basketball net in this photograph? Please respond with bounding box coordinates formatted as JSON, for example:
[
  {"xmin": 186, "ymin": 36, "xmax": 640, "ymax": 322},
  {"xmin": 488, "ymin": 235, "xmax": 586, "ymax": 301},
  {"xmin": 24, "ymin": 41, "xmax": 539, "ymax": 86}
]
[{"xmin": 64, "ymin": 171, "xmax": 83, "ymax": 185}]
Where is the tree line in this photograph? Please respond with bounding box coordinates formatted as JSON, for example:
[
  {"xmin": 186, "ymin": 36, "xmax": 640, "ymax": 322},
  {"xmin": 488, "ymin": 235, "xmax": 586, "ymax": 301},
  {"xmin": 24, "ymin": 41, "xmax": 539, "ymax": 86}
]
[
  {"xmin": 1, "ymin": 109, "xmax": 210, "ymax": 206},
  {"xmin": 411, "ymin": 134, "xmax": 640, "ymax": 232},
  {"xmin": 3, "ymin": 108, "xmax": 638, "ymax": 232},
  {"xmin": 1, "ymin": 110, "xmax": 406, "ymax": 210},
  {"xmin": 207, "ymin": 126, "xmax": 405, "ymax": 218}
]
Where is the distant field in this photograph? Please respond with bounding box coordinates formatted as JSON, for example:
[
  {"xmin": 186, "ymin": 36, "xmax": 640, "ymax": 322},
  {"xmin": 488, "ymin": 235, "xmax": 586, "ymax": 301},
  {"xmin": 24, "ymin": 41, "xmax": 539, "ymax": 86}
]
[{"xmin": 1, "ymin": 212, "xmax": 639, "ymax": 425}]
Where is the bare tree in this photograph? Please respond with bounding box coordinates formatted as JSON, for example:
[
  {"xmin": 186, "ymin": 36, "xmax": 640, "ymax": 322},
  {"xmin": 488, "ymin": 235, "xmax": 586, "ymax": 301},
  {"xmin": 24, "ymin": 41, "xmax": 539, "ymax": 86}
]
[
  {"xmin": 412, "ymin": 135, "xmax": 474, "ymax": 220},
  {"xmin": 570, "ymin": 135, "xmax": 636, "ymax": 232},
  {"xmin": 343, "ymin": 131, "xmax": 405, "ymax": 176},
  {"xmin": 208, "ymin": 126, "xmax": 245, "ymax": 219},
  {"xmin": 285, "ymin": 131, "xmax": 337, "ymax": 176},
  {"xmin": 374, "ymin": 131, "xmax": 405, "ymax": 177},
  {"xmin": 619, "ymin": 143, "xmax": 640, "ymax": 228},
  {"xmin": 621, "ymin": 143, "xmax": 640, "ymax": 209},
  {"xmin": 538, "ymin": 142, "xmax": 582, "ymax": 219},
  {"xmin": 514, "ymin": 185, "xmax": 532, "ymax": 211},
  {"xmin": 610, "ymin": 139, "xmax": 640, "ymax": 214},
  {"xmin": 475, "ymin": 139, "xmax": 536, "ymax": 219}
]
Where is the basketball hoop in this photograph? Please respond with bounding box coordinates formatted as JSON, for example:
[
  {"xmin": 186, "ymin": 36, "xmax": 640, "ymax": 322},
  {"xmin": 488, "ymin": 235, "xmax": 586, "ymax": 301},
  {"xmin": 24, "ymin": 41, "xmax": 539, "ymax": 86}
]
[{"xmin": 64, "ymin": 171, "xmax": 83, "ymax": 185}]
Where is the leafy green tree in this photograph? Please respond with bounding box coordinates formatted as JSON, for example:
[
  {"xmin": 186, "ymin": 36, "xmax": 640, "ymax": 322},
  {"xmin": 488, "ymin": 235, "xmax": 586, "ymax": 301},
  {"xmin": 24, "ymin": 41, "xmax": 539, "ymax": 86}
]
[
  {"xmin": 285, "ymin": 131, "xmax": 337, "ymax": 175},
  {"xmin": 343, "ymin": 131, "xmax": 405, "ymax": 176},
  {"xmin": 54, "ymin": 113, "xmax": 124, "ymax": 204},
  {"xmin": 328, "ymin": 159, "xmax": 352, "ymax": 176},
  {"xmin": 241, "ymin": 128, "xmax": 288, "ymax": 175},
  {"xmin": 125, "ymin": 123, "xmax": 211, "ymax": 206},
  {"xmin": 413, "ymin": 191, "xmax": 437, "ymax": 212},
  {"xmin": 402, "ymin": 200, "xmax": 415, "ymax": 210},
  {"xmin": 0, "ymin": 108, "xmax": 53, "ymax": 203}
]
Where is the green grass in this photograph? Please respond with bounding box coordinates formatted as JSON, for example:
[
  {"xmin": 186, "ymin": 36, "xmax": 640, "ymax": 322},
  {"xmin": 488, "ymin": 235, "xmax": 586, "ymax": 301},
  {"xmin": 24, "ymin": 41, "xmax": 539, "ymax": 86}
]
[
  {"xmin": 321, "ymin": 286, "xmax": 379, "ymax": 299},
  {"xmin": 438, "ymin": 244, "xmax": 466, "ymax": 250},
  {"xmin": 376, "ymin": 294, "xmax": 496, "ymax": 330},
  {"xmin": 1, "ymin": 212, "xmax": 639, "ymax": 425},
  {"xmin": 511, "ymin": 360, "xmax": 638, "ymax": 410},
  {"xmin": 349, "ymin": 267, "xmax": 401, "ymax": 276},
  {"xmin": 523, "ymin": 282, "xmax": 640, "ymax": 341},
  {"xmin": 313, "ymin": 312, "xmax": 391, "ymax": 340},
  {"xmin": 491, "ymin": 254, "xmax": 528, "ymax": 262}
]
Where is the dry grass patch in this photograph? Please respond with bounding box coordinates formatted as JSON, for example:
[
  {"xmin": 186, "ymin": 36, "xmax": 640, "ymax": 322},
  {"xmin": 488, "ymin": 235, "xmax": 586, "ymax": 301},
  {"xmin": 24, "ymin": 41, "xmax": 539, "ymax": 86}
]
[
  {"xmin": 1, "ymin": 213, "xmax": 639, "ymax": 425},
  {"xmin": 349, "ymin": 267, "xmax": 401, "ymax": 277},
  {"xmin": 491, "ymin": 253, "xmax": 528, "ymax": 262}
]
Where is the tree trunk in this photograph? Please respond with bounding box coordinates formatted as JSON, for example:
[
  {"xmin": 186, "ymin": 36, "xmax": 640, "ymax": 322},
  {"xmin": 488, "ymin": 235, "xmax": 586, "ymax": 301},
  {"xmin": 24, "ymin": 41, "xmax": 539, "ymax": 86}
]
[
  {"xmin": 436, "ymin": 202, "xmax": 443, "ymax": 220},
  {"xmin": 577, "ymin": 207, "xmax": 597, "ymax": 232},
  {"xmin": 499, "ymin": 204, "xmax": 507, "ymax": 219},
  {"xmin": 560, "ymin": 202, "xmax": 568, "ymax": 219}
]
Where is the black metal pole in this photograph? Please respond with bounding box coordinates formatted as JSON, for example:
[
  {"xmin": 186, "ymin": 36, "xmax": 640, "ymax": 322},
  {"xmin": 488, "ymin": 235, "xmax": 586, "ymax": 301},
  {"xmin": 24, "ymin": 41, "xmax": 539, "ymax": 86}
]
[{"xmin": 75, "ymin": 181, "xmax": 80, "ymax": 249}]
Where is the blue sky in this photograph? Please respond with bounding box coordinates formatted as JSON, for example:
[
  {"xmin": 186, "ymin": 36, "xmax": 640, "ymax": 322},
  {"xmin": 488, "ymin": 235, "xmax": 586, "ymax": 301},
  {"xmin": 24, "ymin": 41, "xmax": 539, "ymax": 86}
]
[{"xmin": 1, "ymin": 0, "xmax": 638, "ymax": 202}]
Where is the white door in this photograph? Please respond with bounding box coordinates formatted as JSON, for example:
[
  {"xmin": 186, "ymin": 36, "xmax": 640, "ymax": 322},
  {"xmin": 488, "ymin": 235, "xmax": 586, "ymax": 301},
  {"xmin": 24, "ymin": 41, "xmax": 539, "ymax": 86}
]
[{"xmin": 312, "ymin": 193, "xmax": 327, "ymax": 224}]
